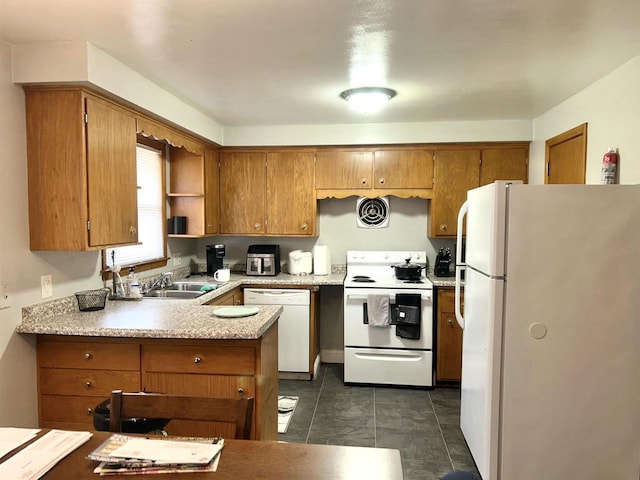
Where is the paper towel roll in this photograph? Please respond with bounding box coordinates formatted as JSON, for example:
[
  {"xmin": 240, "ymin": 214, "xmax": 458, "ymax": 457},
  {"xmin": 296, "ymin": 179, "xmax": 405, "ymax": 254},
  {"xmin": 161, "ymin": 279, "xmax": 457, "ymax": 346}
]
[{"xmin": 313, "ymin": 245, "xmax": 331, "ymax": 275}]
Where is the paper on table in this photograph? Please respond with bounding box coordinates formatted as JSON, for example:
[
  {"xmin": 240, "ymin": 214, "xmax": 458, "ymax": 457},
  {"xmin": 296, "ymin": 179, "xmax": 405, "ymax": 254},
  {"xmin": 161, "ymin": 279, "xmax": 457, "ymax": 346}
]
[
  {"xmin": 0, "ymin": 427, "xmax": 40, "ymax": 458},
  {"xmin": 0, "ymin": 429, "xmax": 92, "ymax": 480},
  {"xmin": 108, "ymin": 437, "xmax": 223, "ymax": 465}
]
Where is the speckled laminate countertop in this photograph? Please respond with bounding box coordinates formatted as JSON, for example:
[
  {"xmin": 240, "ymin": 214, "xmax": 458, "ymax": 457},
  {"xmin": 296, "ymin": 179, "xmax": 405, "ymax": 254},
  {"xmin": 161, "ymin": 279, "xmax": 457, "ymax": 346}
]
[
  {"xmin": 16, "ymin": 270, "xmax": 461, "ymax": 339},
  {"xmin": 16, "ymin": 272, "xmax": 345, "ymax": 340}
]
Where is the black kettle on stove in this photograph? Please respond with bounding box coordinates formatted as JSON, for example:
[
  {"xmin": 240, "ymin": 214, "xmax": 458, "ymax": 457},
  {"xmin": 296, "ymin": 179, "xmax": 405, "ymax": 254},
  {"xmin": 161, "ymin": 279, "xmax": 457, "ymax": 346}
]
[{"xmin": 434, "ymin": 247, "xmax": 452, "ymax": 277}]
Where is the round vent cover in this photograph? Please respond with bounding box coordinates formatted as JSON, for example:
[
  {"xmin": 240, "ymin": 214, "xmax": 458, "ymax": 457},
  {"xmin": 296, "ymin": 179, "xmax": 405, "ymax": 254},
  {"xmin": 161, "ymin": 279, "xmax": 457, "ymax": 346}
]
[{"xmin": 356, "ymin": 197, "xmax": 389, "ymax": 228}]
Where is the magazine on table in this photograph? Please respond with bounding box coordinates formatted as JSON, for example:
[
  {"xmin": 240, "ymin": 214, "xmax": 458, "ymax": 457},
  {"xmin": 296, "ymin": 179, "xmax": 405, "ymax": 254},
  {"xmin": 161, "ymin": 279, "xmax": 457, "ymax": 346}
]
[{"xmin": 87, "ymin": 434, "xmax": 224, "ymax": 475}]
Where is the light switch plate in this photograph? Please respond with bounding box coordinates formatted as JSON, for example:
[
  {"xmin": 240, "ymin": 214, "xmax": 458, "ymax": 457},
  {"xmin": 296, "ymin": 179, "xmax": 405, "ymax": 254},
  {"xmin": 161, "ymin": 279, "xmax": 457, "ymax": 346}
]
[
  {"xmin": 173, "ymin": 253, "xmax": 182, "ymax": 266},
  {"xmin": 0, "ymin": 285, "xmax": 9, "ymax": 309},
  {"xmin": 41, "ymin": 274, "xmax": 52, "ymax": 298}
]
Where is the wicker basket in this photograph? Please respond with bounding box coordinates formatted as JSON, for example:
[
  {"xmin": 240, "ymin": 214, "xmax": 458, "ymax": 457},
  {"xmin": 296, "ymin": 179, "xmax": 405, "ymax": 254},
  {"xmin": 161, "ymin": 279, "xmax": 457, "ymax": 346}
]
[{"xmin": 75, "ymin": 289, "xmax": 109, "ymax": 312}]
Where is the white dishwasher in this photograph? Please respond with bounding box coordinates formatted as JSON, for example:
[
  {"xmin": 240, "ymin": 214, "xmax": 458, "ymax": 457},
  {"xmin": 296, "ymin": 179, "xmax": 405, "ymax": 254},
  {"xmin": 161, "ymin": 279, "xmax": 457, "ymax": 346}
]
[{"xmin": 244, "ymin": 288, "xmax": 311, "ymax": 374}]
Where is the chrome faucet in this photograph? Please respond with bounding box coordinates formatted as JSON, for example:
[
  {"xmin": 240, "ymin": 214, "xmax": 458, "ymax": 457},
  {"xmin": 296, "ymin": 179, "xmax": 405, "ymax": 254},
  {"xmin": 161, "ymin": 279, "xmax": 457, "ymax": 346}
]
[{"xmin": 149, "ymin": 272, "xmax": 173, "ymax": 290}]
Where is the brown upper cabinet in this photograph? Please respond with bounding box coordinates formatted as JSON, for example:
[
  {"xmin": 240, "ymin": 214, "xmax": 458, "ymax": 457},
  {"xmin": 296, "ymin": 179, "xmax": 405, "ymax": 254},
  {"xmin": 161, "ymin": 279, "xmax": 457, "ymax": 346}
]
[
  {"xmin": 25, "ymin": 87, "xmax": 138, "ymax": 250},
  {"xmin": 266, "ymin": 151, "xmax": 316, "ymax": 236},
  {"xmin": 429, "ymin": 145, "xmax": 528, "ymax": 238},
  {"xmin": 167, "ymin": 146, "xmax": 219, "ymax": 237},
  {"xmin": 315, "ymin": 147, "xmax": 434, "ymax": 199},
  {"xmin": 219, "ymin": 151, "xmax": 266, "ymax": 235},
  {"xmin": 219, "ymin": 150, "xmax": 316, "ymax": 236}
]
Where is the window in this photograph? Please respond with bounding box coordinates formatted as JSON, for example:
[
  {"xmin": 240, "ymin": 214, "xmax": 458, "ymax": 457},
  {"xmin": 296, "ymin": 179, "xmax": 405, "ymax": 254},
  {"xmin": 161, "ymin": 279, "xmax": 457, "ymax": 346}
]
[{"xmin": 103, "ymin": 140, "xmax": 167, "ymax": 275}]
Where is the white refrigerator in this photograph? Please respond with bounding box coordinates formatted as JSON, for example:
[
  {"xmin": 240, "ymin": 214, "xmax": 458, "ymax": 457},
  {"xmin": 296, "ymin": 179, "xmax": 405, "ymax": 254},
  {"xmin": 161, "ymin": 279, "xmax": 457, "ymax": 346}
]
[{"xmin": 454, "ymin": 181, "xmax": 640, "ymax": 480}]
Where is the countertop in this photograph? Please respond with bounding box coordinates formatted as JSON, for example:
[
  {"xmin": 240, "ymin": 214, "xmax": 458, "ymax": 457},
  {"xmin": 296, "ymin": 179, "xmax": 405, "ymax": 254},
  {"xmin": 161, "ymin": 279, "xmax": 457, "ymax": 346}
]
[
  {"xmin": 16, "ymin": 272, "xmax": 345, "ymax": 340},
  {"xmin": 16, "ymin": 270, "xmax": 458, "ymax": 340}
]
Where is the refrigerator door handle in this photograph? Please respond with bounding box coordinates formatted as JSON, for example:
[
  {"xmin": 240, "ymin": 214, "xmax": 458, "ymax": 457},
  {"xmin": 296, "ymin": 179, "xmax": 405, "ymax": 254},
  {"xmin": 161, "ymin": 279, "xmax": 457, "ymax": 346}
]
[{"xmin": 455, "ymin": 200, "xmax": 469, "ymax": 329}]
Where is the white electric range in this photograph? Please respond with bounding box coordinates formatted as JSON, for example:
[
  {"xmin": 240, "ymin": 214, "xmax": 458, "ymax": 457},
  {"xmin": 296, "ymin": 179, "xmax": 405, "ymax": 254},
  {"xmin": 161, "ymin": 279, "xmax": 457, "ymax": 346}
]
[{"xmin": 343, "ymin": 251, "xmax": 434, "ymax": 387}]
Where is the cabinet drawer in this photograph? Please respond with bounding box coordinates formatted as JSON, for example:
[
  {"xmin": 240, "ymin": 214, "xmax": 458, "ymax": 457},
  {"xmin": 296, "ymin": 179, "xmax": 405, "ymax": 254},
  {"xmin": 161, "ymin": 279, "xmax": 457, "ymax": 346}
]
[
  {"xmin": 143, "ymin": 372, "xmax": 255, "ymax": 398},
  {"xmin": 38, "ymin": 341, "xmax": 140, "ymax": 370},
  {"xmin": 39, "ymin": 395, "xmax": 102, "ymax": 426},
  {"xmin": 143, "ymin": 345, "xmax": 255, "ymax": 375},
  {"xmin": 39, "ymin": 368, "xmax": 140, "ymax": 396}
]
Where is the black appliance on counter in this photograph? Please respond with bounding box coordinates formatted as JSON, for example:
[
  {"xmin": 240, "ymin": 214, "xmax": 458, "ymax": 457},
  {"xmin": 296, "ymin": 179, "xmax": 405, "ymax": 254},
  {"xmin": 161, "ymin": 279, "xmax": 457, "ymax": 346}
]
[
  {"xmin": 206, "ymin": 244, "xmax": 226, "ymax": 276},
  {"xmin": 246, "ymin": 244, "xmax": 280, "ymax": 276},
  {"xmin": 434, "ymin": 247, "xmax": 452, "ymax": 277}
]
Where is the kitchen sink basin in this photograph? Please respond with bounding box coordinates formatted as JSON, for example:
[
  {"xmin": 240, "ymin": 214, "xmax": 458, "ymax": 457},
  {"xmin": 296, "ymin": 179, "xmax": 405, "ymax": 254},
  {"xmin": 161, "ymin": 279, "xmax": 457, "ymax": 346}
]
[
  {"xmin": 167, "ymin": 281, "xmax": 217, "ymax": 292},
  {"xmin": 142, "ymin": 281, "xmax": 219, "ymax": 299},
  {"xmin": 143, "ymin": 290, "xmax": 204, "ymax": 299}
]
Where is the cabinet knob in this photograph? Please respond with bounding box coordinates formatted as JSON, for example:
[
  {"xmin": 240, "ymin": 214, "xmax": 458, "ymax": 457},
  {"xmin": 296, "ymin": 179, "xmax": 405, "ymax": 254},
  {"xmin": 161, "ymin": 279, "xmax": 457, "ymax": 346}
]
[
  {"xmin": 379, "ymin": 178, "xmax": 385, "ymax": 184},
  {"xmin": 84, "ymin": 352, "xmax": 92, "ymax": 360},
  {"xmin": 361, "ymin": 178, "xmax": 367, "ymax": 185},
  {"xmin": 254, "ymin": 223, "xmax": 261, "ymax": 230},
  {"xmin": 440, "ymin": 224, "xmax": 448, "ymax": 232},
  {"xmin": 194, "ymin": 356, "xmax": 202, "ymax": 364},
  {"xmin": 130, "ymin": 226, "xmax": 137, "ymax": 236},
  {"xmin": 87, "ymin": 408, "xmax": 93, "ymax": 415},
  {"xmin": 85, "ymin": 381, "xmax": 93, "ymax": 389},
  {"xmin": 207, "ymin": 223, "xmax": 213, "ymax": 228},
  {"xmin": 301, "ymin": 223, "xmax": 308, "ymax": 230},
  {"xmin": 237, "ymin": 388, "xmax": 244, "ymax": 395},
  {"xmin": 447, "ymin": 318, "xmax": 453, "ymax": 326}
]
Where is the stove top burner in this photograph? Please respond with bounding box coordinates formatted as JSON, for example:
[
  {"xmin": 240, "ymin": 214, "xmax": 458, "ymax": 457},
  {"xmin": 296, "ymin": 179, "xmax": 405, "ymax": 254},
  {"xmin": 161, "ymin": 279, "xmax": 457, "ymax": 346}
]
[{"xmin": 351, "ymin": 276, "xmax": 376, "ymax": 283}]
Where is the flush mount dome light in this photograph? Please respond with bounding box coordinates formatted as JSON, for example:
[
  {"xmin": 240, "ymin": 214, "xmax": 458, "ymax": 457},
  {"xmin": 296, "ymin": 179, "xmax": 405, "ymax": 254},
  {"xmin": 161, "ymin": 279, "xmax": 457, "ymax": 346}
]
[{"xmin": 340, "ymin": 87, "xmax": 397, "ymax": 112}]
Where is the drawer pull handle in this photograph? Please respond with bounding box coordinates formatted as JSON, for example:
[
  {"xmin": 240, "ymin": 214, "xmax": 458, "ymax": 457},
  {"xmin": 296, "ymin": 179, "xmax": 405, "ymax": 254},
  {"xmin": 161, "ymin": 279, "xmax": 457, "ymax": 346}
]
[
  {"xmin": 85, "ymin": 381, "xmax": 93, "ymax": 389},
  {"xmin": 84, "ymin": 353, "xmax": 92, "ymax": 360},
  {"xmin": 194, "ymin": 356, "xmax": 202, "ymax": 364},
  {"xmin": 87, "ymin": 408, "xmax": 93, "ymax": 415}
]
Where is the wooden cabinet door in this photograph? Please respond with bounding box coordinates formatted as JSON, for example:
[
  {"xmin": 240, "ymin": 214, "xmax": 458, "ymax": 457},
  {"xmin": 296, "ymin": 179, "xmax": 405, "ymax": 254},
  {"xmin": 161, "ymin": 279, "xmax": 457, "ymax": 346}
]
[
  {"xmin": 85, "ymin": 96, "xmax": 138, "ymax": 247},
  {"xmin": 436, "ymin": 288, "xmax": 463, "ymax": 383},
  {"xmin": 142, "ymin": 344, "xmax": 256, "ymax": 438},
  {"xmin": 480, "ymin": 147, "xmax": 529, "ymax": 186},
  {"xmin": 219, "ymin": 152, "xmax": 266, "ymax": 234},
  {"xmin": 204, "ymin": 148, "xmax": 219, "ymax": 235},
  {"xmin": 373, "ymin": 149, "xmax": 434, "ymax": 189},
  {"xmin": 315, "ymin": 150, "xmax": 373, "ymax": 189},
  {"xmin": 431, "ymin": 149, "xmax": 480, "ymax": 237},
  {"xmin": 266, "ymin": 151, "xmax": 316, "ymax": 235}
]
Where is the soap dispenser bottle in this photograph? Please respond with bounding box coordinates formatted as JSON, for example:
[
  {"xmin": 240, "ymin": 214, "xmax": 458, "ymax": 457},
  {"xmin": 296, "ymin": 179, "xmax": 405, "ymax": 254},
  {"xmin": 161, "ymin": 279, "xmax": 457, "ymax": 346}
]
[{"xmin": 126, "ymin": 267, "xmax": 141, "ymax": 298}]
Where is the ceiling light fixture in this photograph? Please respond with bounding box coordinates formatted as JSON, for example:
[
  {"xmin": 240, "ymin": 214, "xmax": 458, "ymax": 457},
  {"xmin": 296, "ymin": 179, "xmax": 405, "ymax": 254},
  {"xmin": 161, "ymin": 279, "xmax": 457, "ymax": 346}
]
[{"xmin": 340, "ymin": 87, "xmax": 397, "ymax": 113}]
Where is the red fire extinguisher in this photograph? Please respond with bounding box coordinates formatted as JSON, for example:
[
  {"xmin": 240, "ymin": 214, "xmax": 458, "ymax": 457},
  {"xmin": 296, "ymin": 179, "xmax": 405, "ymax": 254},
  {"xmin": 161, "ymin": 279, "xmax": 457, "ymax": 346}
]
[{"xmin": 600, "ymin": 147, "xmax": 618, "ymax": 184}]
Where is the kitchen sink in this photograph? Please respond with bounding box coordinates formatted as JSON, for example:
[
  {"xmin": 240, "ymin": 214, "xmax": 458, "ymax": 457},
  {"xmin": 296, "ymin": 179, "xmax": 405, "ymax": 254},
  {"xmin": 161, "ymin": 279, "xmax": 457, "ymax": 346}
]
[
  {"xmin": 167, "ymin": 281, "xmax": 217, "ymax": 292},
  {"xmin": 143, "ymin": 290, "xmax": 204, "ymax": 299},
  {"xmin": 142, "ymin": 281, "xmax": 219, "ymax": 299}
]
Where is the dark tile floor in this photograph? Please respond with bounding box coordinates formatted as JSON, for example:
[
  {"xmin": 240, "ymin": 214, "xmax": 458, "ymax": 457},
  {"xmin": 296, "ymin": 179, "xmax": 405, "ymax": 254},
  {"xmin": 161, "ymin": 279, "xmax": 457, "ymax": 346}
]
[{"xmin": 278, "ymin": 363, "xmax": 481, "ymax": 480}]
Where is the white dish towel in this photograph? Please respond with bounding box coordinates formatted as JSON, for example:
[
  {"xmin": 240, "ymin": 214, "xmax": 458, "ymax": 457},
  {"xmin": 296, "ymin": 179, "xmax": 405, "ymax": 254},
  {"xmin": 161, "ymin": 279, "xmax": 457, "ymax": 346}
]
[{"xmin": 367, "ymin": 294, "xmax": 390, "ymax": 327}]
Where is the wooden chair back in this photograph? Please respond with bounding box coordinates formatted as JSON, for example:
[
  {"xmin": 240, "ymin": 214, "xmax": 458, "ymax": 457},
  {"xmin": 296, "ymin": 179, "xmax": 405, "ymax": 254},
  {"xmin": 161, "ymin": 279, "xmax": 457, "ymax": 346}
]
[{"xmin": 108, "ymin": 390, "xmax": 254, "ymax": 440}]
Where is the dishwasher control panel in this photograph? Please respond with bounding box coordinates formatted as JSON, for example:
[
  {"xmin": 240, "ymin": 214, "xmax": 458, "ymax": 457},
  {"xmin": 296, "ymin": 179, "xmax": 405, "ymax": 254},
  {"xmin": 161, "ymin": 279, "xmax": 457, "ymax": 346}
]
[{"xmin": 243, "ymin": 289, "xmax": 310, "ymax": 305}]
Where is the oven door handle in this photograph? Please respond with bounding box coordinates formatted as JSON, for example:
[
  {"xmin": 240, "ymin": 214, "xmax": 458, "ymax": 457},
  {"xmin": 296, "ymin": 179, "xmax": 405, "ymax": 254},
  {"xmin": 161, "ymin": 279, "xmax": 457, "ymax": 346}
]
[{"xmin": 345, "ymin": 293, "xmax": 432, "ymax": 301}]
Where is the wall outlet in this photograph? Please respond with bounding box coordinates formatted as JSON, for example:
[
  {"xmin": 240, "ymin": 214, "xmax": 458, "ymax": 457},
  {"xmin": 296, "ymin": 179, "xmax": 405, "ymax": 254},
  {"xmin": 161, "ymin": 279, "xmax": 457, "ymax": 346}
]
[
  {"xmin": 173, "ymin": 253, "xmax": 182, "ymax": 266},
  {"xmin": 41, "ymin": 274, "xmax": 53, "ymax": 298}
]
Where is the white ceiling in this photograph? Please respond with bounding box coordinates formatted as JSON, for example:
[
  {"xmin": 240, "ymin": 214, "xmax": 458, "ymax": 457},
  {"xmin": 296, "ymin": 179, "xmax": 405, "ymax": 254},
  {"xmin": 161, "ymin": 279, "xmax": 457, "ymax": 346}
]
[{"xmin": 2, "ymin": 0, "xmax": 639, "ymax": 127}]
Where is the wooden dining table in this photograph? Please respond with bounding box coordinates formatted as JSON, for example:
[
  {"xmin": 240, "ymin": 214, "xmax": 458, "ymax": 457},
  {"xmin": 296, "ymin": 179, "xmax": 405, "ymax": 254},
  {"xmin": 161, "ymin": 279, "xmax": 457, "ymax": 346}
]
[{"xmin": 15, "ymin": 430, "xmax": 403, "ymax": 479}]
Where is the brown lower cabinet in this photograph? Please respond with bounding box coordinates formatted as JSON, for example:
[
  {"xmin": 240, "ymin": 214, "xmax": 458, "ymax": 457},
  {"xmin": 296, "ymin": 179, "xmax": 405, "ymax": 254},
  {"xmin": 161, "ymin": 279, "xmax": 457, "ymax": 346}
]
[
  {"xmin": 436, "ymin": 287, "xmax": 464, "ymax": 383},
  {"xmin": 36, "ymin": 327, "xmax": 278, "ymax": 440}
]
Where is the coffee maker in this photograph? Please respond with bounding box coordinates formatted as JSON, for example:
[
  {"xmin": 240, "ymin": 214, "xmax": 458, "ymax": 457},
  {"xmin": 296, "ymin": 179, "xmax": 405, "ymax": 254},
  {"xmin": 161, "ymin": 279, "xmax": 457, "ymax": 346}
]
[{"xmin": 206, "ymin": 244, "xmax": 226, "ymax": 276}]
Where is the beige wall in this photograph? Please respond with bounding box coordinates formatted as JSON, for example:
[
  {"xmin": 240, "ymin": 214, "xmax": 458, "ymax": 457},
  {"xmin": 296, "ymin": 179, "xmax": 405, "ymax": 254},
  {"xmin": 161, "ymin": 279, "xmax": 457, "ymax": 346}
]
[{"xmin": 530, "ymin": 56, "xmax": 640, "ymax": 185}]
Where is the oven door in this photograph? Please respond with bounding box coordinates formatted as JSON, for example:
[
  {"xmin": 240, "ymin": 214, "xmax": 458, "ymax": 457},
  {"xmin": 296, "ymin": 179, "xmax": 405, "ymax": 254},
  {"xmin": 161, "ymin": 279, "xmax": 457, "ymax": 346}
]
[{"xmin": 343, "ymin": 287, "xmax": 433, "ymax": 349}]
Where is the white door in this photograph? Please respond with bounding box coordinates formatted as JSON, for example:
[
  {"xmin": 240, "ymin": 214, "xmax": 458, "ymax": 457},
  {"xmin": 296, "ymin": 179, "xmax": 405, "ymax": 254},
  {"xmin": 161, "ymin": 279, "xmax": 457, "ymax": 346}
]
[{"xmin": 460, "ymin": 267, "xmax": 504, "ymax": 480}]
